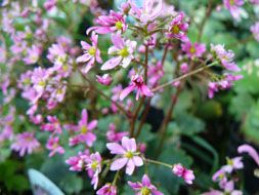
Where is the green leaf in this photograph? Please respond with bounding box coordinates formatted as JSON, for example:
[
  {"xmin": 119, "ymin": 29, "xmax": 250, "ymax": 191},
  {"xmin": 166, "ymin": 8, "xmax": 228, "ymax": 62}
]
[
  {"xmin": 175, "ymin": 113, "xmax": 205, "ymax": 136},
  {"xmin": 59, "ymin": 174, "xmax": 83, "ymax": 194}
]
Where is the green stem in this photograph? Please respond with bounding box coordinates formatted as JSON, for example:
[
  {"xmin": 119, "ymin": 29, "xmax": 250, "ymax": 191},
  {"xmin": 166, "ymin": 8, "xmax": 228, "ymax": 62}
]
[
  {"xmin": 151, "ymin": 61, "xmax": 218, "ymax": 92},
  {"xmin": 145, "ymin": 158, "xmax": 172, "ymax": 169}
]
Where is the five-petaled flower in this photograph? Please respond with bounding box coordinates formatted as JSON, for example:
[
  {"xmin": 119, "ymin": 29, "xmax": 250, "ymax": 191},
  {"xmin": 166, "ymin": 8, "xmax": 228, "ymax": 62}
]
[
  {"xmin": 107, "ymin": 136, "xmax": 144, "ymax": 175},
  {"xmin": 128, "ymin": 174, "xmax": 163, "ymax": 195},
  {"xmin": 120, "ymin": 74, "xmax": 153, "ymax": 100},
  {"xmin": 69, "ymin": 109, "xmax": 98, "ymax": 147},
  {"xmin": 77, "ymin": 32, "xmax": 102, "ymax": 74},
  {"xmin": 101, "ymin": 34, "xmax": 137, "ymax": 70}
]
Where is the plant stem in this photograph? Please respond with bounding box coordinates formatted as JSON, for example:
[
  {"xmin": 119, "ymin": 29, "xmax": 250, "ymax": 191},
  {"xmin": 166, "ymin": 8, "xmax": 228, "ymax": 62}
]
[
  {"xmin": 145, "ymin": 158, "xmax": 172, "ymax": 169},
  {"xmin": 78, "ymin": 71, "xmax": 131, "ymax": 118},
  {"xmin": 151, "ymin": 62, "xmax": 218, "ymax": 92},
  {"xmin": 112, "ymin": 171, "xmax": 120, "ymax": 186}
]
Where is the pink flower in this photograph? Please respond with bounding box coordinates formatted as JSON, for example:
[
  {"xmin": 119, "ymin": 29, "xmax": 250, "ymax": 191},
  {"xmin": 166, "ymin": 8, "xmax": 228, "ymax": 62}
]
[
  {"xmin": 172, "ymin": 163, "xmax": 195, "ymax": 184},
  {"xmin": 106, "ymin": 136, "xmax": 144, "ymax": 175},
  {"xmin": 120, "ymin": 74, "xmax": 153, "ymax": 100},
  {"xmin": 44, "ymin": 0, "xmax": 56, "ymax": 11},
  {"xmin": 23, "ymin": 45, "xmax": 42, "ymax": 65},
  {"xmin": 222, "ymin": 157, "xmax": 244, "ymax": 173},
  {"xmin": 97, "ymin": 184, "xmax": 117, "ymax": 195},
  {"xmin": 101, "ymin": 34, "xmax": 136, "ymax": 70},
  {"xmin": 96, "ymin": 74, "xmax": 113, "ymax": 86},
  {"xmin": 223, "ymin": 0, "xmax": 244, "ymax": 20},
  {"xmin": 180, "ymin": 63, "xmax": 189, "ymax": 74},
  {"xmin": 211, "ymin": 44, "xmax": 240, "ymax": 72},
  {"xmin": 148, "ymin": 62, "xmax": 164, "ymax": 87},
  {"xmin": 41, "ymin": 115, "xmax": 62, "ymax": 134},
  {"xmin": 130, "ymin": 0, "xmax": 164, "ymax": 24},
  {"xmin": 85, "ymin": 152, "xmax": 102, "ymax": 189},
  {"xmin": 166, "ymin": 12, "xmax": 189, "ymax": 41},
  {"xmin": 106, "ymin": 123, "xmax": 128, "ymax": 142},
  {"xmin": 208, "ymin": 74, "xmax": 243, "ymax": 98},
  {"xmin": 250, "ymin": 22, "xmax": 259, "ymax": 41},
  {"xmin": 249, "ymin": 0, "xmax": 259, "ymax": 4},
  {"xmin": 128, "ymin": 174, "xmax": 163, "ymax": 195},
  {"xmin": 77, "ymin": 33, "xmax": 102, "ymax": 74},
  {"xmin": 87, "ymin": 11, "xmax": 127, "ymax": 34},
  {"xmin": 46, "ymin": 137, "xmax": 65, "ymax": 157},
  {"xmin": 238, "ymin": 144, "xmax": 259, "ymax": 165},
  {"xmin": 66, "ymin": 150, "xmax": 89, "ymax": 171},
  {"xmin": 181, "ymin": 42, "xmax": 206, "ymax": 59},
  {"xmin": 11, "ymin": 132, "xmax": 40, "ymax": 156},
  {"xmin": 69, "ymin": 109, "xmax": 98, "ymax": 147},
  {"xmin": 202, "ymin": 189, "xmax": 242, "ymax": 195}
]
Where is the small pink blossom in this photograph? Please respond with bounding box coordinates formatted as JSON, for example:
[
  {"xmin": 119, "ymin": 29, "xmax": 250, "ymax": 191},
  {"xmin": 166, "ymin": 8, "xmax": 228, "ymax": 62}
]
[
  {"xmin": 128, "ymin": 174, "xmax": 163, "ymax": 195},
  {"xmin": 182, "ymin": 41, "xmax": 206, "ymax": 59},
  {"xmin": 180, "ymin": 63, "xmax": 189, "ymax": 74},
  {"xmin": 120, "ymin": 74, "xmax": 153, "ymax": 100},
  {"xmin": 172, "ymin": 163, "xmax": 195, "ymax": 184},
  {"xmin": 87, "ymin": 11, "xmax": 127, "ymax": 34},
  {"xmin": 211, "ymin": 44, "xmax": 240, "ymax": 72},
  {"xmin": 130, "ymin": 0, "xmax": 164, "ymax": 24},
  {"xmin": 96, "ymin": 74, "xmax": 113, "ymax": 86},
  {"xmin": 66, "ymin": 150, "xmax": 89, "ymax": 171},
  {"xmin": 85, "ymin": 152, "xmax": 102, "ymax": 189},
  {"xmin": 223, "ymin": 0, "xmax": 244, "ymax": 20},
  {"xmin": 250, "ymin": 22, "xmax": 259, "ymax": 41},
  {"xmin": 77, "ymin": 33, "xmax": 102, "ymax": 74},
  {"xmin": 41, "ymin": 115, "xmax": 62, "ymax": 134},
  {"xmin": 106, "ymin": 123, "xmax": 128, "ymax": 142},
  {"xmin": 222, "ymin": 157, "xmax": 244, "ymax": 173},
  {"xmin": 96, "ymin": 184, "xmax": 117, "ymax": 195},
  {"xmin": 101, "ymin": 34, "xmax": 136, "ymax": 70},
  {"xmin": 166, "ymin": 12, "xmax": 189, "ymax": 41},
  {"xmin": 23, "ymin": 45, "xmax": 42, "ymax": 65},
  {"xmin": 46, "ymin": 136, "xmax": 65, "ymax": 157},
  {"xmin": 107, "ymin": 136, "xmax": 143, "ymax": 175},
  {"xmin": 69, "ymin": 109, "xmax": 97, "ymax": 147},
  {"xmin": 44, "ymin": 0, "xmax": 56, "ymax": 11},
  {"xmin": 11, "ymin": 132, "xmax": 40, "ymax": 156},
  {"xmin": 148, "ymin": 62, "xmax": 164, "ymax": 87},
  {"xmin": 238, "ymin": 144, "xmax": 259, "ymax": 165}
]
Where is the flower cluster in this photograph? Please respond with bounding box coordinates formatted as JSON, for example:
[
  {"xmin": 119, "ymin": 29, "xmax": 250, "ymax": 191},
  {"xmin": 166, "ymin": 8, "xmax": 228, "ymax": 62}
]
[{"xmin": 0, "ymin": 0, "xmax": 258, "ymax": 194}]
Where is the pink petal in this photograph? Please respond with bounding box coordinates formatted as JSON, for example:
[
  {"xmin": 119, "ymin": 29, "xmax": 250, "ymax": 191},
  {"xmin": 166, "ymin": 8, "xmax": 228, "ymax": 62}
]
[
  {"xmin": 111, "ymin": 34, "xmax": 124, "ymax": 49},
  {"xmin": 238, "ymin": 144, "xmax": 259, "ymax": 165},
  {"xmin": 120, "ymin": 85, "xmax": 135, "ymax": 100},
  {"xmin": 85, "ymin": 133, "xmax": 96, "ymax": 147},
  {"xmin": 110, "ymin": 158, "xmax": 128, "ymax": 171},
  {"xmin": 133, "ymin": 156, "xmax": 143, "ymax": 167},
  {"xmin": 79, "ymin": 109, "xmax": 88, "ymax": 126},
  {"xmin": 141, "ymin": 174, "xmax": 151, "ymax": 186},
  {"xmin": 141, "ymin": 85, "xmax": 153, "ymax": 97},
  {"xmin": 101, "ymin": 56, "xmax": 122, "ymax": 70},
  {"xmin": 107, "ymin": 143, "xmax": 126, "ymax": 154},
  {"xmin": 126, "ymin": 159, "xmax": 135, "ymax": 175},
  {"xmin": 88, "ymin": 120, "xmax": 98, "ymax": 131}
]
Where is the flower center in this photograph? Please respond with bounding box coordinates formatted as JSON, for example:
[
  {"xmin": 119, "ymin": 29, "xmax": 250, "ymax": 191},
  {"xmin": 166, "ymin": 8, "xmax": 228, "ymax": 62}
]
[
  {"xmin": 172, "ymin": 25, "xmax": 180, "ymax": 34},
  {"xmin": 23, "ymin": 78, "xmax": 31, "ymax": 85},
  {"xmin": 88, "ymin": 47, "xmax": 96, "ymax": 56},
  {"xmin": 125, "ymin": 151, "xmax": 134, "ymax": 159},
  {"xmin": 91, "ymin": 161, "xmax": 99, "ymax": 170},
  {"xmin": 63, "ymin": 64, "xmax": 69, "ymax": 71},
  {"xmin": 141, "ymin": 187, "xmax": 151, "ymax": 195},
  {"xmin": 115, "ymin": 21, "xmax": 123, "ymax": 30},
  {"xmin": 81, "ymin": 126, "xmax": 88, "ymax": 134},
  {"xmin": 229, "ymin": 0, "xmax": 235, "ymax": 5},
  {"xmin": 38, "ymin": 80, "xmax": 46, "ymax": 87},
  {"xmin": 119, "ymin": 47, "xmax": 129, "ymax": 57},
  {"xmin": 189, "ymin": 46, "xmax": 196, "ymax": 54},
  {"xmin": 227, "ymin": 158, "xmax": 233, "ymax": 166}
]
